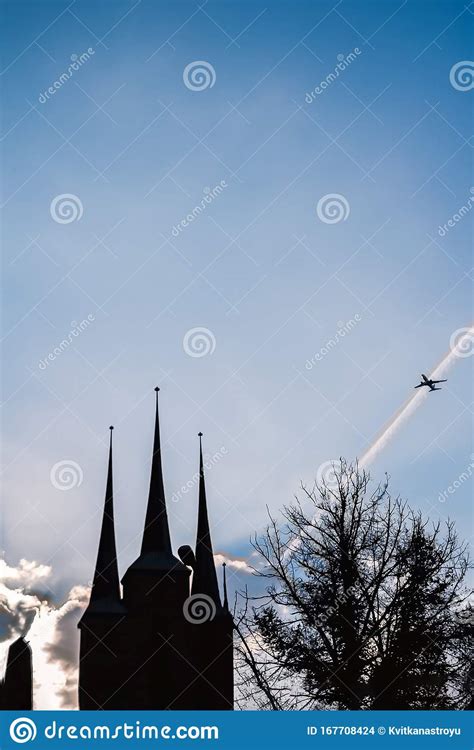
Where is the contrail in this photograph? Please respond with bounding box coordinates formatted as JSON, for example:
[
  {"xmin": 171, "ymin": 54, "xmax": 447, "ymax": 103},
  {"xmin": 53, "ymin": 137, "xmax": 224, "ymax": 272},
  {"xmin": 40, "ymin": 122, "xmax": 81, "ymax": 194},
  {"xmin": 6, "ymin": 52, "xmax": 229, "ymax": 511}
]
[
  {"xmin": 286, "ymin": 326, "xmax": 473, "ymax": 561},
  {"xmin": 359, "ymin": 325, "xmax": 474, "ymax": 469}
]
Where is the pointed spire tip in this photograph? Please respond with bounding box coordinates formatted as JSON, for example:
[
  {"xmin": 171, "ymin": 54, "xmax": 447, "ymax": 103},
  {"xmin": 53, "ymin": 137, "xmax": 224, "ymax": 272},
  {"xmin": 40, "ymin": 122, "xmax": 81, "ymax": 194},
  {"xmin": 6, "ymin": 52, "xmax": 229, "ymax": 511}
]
[
  {"xmin": 198, "ymin": 431, "xmax": 203, "ymax": 437},
  {"xmin": 222, "ymin": 560, "xmax": 229, "ymax": 610},
  {"xmin": 139, "ymin": 380, "xmax": 173, "ymax": 559}
]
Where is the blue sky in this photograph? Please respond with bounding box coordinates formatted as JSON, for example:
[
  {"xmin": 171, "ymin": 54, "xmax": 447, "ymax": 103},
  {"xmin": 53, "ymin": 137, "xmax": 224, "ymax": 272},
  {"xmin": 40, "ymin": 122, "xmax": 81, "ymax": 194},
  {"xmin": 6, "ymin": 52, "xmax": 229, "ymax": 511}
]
[{"xmin": 1, "ymin": 0, "xmax": 473, "ymax": 613}]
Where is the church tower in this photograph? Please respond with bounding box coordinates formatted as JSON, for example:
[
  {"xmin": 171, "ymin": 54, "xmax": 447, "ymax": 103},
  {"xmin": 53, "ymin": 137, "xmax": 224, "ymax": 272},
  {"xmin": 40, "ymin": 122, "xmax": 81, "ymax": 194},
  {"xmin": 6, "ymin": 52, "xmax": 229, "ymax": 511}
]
[
  {"xmin": 120, "ymin": 388, "xmax": 192, "ymax": 708},
  {"xmin": 185, "ymin": 433, "xmax": 234, "ymax": 709},
  {"xmin": 78, "ymin": 426, "xmax": 126, "ymax": 709},
  {"xmin": 78, "ymin": 390, "xmax": 233, "ymax": 709},
  {"xmin": 0, "ymin": 637, "xmax": 33, "ymax": 710}
]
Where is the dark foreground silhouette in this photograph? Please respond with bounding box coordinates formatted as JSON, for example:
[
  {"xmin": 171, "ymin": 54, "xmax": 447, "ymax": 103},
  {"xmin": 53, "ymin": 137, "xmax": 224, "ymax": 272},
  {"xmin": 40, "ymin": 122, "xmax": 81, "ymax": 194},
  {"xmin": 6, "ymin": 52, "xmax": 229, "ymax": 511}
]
[
  {"xmin": 78, "ymin": 389, "xmax": 233, "ymax": 710},
  {"xmin": 0, "ymin": 637, "xmax": 32, "ymax": 710},
  {"xmin": 235, "ymin": 460, "xmax": 473, "ymax": 710}
]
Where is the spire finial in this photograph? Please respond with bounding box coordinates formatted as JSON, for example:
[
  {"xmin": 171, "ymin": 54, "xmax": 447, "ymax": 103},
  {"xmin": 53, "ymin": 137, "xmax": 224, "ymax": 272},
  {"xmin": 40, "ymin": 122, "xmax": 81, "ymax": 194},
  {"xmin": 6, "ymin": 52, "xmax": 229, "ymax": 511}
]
[
  {"xmin": 222, "ymin": 561, "xmax": 229, "ymax": 610},
  {"xmin": 154, "ymin": 386, "xmax": 160, "ymax": 393},
  {"xmin": 198, "ymin": 432, "xmax": 204, "ymax": 472}
]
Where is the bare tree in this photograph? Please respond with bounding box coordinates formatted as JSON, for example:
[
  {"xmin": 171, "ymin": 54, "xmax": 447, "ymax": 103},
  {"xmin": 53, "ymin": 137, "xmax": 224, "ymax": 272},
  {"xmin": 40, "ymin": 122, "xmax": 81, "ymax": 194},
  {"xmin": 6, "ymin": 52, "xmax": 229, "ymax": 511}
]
[{"xmin": 235, "ymin": 460, "xmax": 472, "ymax": 710}]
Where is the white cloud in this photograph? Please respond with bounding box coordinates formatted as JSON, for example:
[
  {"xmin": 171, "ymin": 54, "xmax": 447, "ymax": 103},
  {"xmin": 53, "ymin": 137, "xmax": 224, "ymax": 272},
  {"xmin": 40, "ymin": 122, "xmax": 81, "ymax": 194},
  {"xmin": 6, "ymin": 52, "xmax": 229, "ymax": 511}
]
[
  {"xmin": 214, "ymin": 552, "xmax": 253, "ymax": 575},
  {"xmin": 0, "ymin": 558, "xmax": 52, "ymax": 586},
  {"xmin": 0, "ymin": 557, "xmax": 88, "ymax": 709}
]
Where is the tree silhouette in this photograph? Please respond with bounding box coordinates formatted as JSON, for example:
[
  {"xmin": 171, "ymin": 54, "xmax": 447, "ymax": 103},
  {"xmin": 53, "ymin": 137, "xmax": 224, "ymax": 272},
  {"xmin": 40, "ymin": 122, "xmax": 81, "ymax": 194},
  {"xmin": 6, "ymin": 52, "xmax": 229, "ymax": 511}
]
[{"xmin": 235, "ymin": 460, "xmax": 472, "ymax": 710}]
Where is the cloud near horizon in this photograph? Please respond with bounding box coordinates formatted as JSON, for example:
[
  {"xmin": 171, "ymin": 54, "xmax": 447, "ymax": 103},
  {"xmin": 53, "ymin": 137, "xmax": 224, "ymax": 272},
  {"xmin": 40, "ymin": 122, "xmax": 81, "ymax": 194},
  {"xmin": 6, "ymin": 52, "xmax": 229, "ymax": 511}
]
[
  {"xmin": 0, "ymin": 557, "xmax": 89, "ymax": 709},
  {"xmin": 1, "ymin": 552, "xmax": 253, "ymax": 709}
]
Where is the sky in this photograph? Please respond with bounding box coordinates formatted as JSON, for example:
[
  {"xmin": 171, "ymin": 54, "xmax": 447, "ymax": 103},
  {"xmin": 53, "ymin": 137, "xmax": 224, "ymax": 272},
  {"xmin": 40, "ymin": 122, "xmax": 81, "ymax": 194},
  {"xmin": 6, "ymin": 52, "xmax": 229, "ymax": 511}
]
[{"xmin": 1, "ymin": 0, "xmax": 473, "ymax": 708}]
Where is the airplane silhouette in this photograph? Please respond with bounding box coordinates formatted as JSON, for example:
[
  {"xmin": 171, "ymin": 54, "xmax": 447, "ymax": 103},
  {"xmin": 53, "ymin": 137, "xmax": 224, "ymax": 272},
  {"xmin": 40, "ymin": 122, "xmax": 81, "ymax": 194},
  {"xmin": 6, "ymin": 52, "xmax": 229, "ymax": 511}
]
[{"xmin": 414, "ymin": 373, "xmax": 447, "ymax": 391}]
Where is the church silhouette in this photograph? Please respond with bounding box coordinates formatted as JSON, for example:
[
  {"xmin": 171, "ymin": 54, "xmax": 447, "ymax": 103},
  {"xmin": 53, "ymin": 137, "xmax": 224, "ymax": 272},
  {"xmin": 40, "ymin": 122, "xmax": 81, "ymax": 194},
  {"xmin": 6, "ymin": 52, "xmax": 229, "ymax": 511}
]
[{"xmin": 78, "ymin": 388, "xmax": 234, "ymax": 710}]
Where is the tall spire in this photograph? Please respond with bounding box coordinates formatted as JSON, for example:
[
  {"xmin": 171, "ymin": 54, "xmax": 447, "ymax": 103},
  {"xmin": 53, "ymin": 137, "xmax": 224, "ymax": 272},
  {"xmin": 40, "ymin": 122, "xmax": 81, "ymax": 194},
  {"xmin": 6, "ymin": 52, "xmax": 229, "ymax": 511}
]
[
  {"xmin": 191, "ymin": 433, "xmax": 221, "ymax": 606},
  {"xmin": 139, "ymin": 388, "xmax": 174, "ymax": 560},
  {"xmin": 88, "ymin": 427, "xmax": 121, "ymax": 609}
]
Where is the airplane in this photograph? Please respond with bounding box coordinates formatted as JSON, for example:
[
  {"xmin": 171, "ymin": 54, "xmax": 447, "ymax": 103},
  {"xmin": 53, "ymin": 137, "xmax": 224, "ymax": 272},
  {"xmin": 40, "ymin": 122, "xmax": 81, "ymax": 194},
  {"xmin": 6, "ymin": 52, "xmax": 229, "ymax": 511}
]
[{"xmin": 414, "ymin": 373, "xmax": 447, "ymax": 391}]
